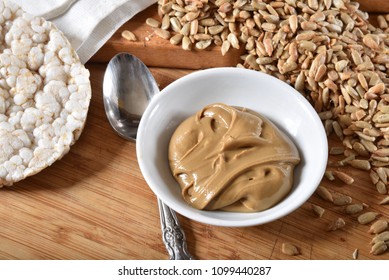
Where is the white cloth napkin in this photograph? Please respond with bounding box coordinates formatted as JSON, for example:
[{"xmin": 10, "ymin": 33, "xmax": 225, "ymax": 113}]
[{"xmin": 13, "ymin": 0, "xmax": 157, "ymax": 63}]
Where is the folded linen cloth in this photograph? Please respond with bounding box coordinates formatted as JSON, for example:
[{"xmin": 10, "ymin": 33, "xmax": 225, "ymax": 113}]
[{"xmin": 13, "ymin": 0, "xmax": 157, "ymax": 63}]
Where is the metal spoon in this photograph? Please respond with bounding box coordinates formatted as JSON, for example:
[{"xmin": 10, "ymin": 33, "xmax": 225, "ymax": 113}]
[{"xmin": 102, "ymin": 52, "xmax": 193, "ymax": 260}]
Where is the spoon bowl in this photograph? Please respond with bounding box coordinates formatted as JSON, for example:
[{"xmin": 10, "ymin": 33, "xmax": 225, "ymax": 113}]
[{"xmin": 103, "ymin": 53, "xmax": 158, "ymax": 140}]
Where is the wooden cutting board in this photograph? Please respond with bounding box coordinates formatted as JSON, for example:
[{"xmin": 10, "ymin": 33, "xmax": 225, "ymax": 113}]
[{"xmin": 1, "ymin": 1, "xmax": 389, "ymax": 260}]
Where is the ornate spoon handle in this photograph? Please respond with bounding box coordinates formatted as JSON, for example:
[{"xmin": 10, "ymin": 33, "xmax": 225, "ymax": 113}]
[{"xmin": 158, "ymin": 199, "xmax": 194, "ymax": 260}]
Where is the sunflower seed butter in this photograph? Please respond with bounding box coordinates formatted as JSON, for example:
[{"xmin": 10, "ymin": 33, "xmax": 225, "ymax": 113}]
[{"xmin": 168, "ymin": 103, "xmax": 300, "ymax": 212}]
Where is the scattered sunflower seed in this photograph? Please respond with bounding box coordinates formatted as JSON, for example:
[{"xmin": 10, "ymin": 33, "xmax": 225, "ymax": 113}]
[
  {"xmin": 333, "ymin": 195, "xmax": 353, "ymax": 206},
  {"xmin": 121, "ymin": 30, "xmax": 137, "ymax": 41},
  {"xmin": 281, "ymin": 242, "xmax": 300, "ymax": 256},
  {"xmin": 154, "ymin": 28, "xmax": 171, "ymax": 40},
  {"xmin": 345, "ymin": 203, "xmax": 364, "ymax": 215},
  {"xmin": 170, "ymin": 33, "xmax": 183, "ymax": 45},
  {"xmin": 357, "ymin": 212, "xmax": 379, "ymax": 225},
  {"xmin": 347, "ymin": 160, "xmax": 371, "ymax": 171},
  {"xmin": 371, "ymin": 231, "xmax": 389, "ymax": 244},
  {"xmin": 221, "ymin": 40, "xmax": 230, "ymax": 56},
  {"xmin": 146, "ymin": 17, "xmax": 161, "ymax": 28},
  {"xmin": 370, "ymin": 241, "xmax": 388, "ymax": 255},
  {"xmin": 379, "ymin": 196, "xmax": 389, "ymax": 205},
  {"xmin": 329, "ymin": 146, "xmax": 345, "ymax": 155},
  {"xmin": 333, "ymin": 171, "xmax": 354, "ymax": 185},
  {"xmin": 311, "ymin": 204, "xmax": 325, "ymax": 218},
  {"xmin": 376, "ymin": 181, "xmax": 387, "ymax": 195},
  {"xmin": 352, "ymin": 248, "xmax": 359, "ymax": 260},
  {"xmin": 182, "ymin": 36, "xmax": 191, "ymax": 50},
  {"xmin": 326, "ymin": 217, "xmax": 346, "ymax": 231},
  {"xmin": 195, "ymin": 39, "xmax": 212, "ymax": 50},
  {"xmin": 316, "ymin": 185, "xmax": 333, "ymax": 202},
  {"xmin": 325, "ymin": 170, "xmax": 335, "ymax": 181},
  {"xmin": 368, "ymin": 220, "xmax": 388, "ymax": 234}
]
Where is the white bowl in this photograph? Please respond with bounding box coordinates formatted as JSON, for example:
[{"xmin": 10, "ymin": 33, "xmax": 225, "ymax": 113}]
[{"xmin": 136, "ymin": 67, "xmax": 327, "ymax": 227}]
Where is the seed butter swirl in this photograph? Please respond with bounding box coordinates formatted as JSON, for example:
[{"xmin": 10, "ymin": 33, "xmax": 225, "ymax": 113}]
[{"xmin": 168, "ymin": 103, "xmax": 300, "ymax": 212}]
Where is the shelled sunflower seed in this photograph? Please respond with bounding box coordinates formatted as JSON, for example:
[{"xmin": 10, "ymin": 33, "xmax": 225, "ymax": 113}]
[
  {"xmin": 345, "ymin": 203, "xmax": 364, "ymax": 215},
  {"xmin": 370, "ymin": 240, "xmax": 388, "ymax": 255},
  {"xmin": 333, "ymin": 170, "xmax": 355, "ymax": 184},
  {"xmin": 281, "ymin": 242, "xmax": 300, "ymax": 256},
  {"xmin": 316, "ymin": 185, "xmax": 333, "ymax": 202},
  {"xmin": 371, "ymin": 231, "xmax": 389, "ymax": 244},
  {"xmin": 324, "ymin": 169, "xmax": 335, "ymax": 181},
  {"xmin": 379, "ymin": 196, "xmax": 389, "ymax": 205},
  {"xmin": 352, "ymin": 248, "xmax": 359, "ymax": 259},
  {"xmin": 370, "ymin": 230, "xmax": 389, "ymax": 255},
  {"xmin": 121, "ymin": 30, "xmax": 137, "ymax": 41},
  {"xmin": 333, "ymin": 194, "xmax": 352, "ymax": 206},
  {"xmin": 326, "ymin": 217, "xmax": 346, "ymax": 231},
  {"xmin": 357, "ymin": 211, "xmax": 379, "ymax": 225},
  {"xmin": 368, "ymin": 219, "xmax": 388, "ymax": 234},
  {"xmin": 311, "ymin": 203, "xmax": 325, "ymax": 217}
]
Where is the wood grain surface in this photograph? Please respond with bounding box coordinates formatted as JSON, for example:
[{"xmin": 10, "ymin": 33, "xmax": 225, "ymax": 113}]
[
  {"xmin": 358, "ymin": 0, "xmax": 389, "ymax": 14},
  {"xmin": 1, "ymin": 1, "xmax": 389, "ymax": 260}
]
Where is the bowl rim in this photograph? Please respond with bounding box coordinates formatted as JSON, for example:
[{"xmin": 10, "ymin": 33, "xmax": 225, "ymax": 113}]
[{"xmin": 136, "ymin": 67, "xmax": 328, "ymax": 227}]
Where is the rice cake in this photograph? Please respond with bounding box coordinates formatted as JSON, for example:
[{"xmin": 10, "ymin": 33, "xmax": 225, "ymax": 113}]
[{"xmin": 0, "ymin": 0, "xmax": 92, "ymax": 187}]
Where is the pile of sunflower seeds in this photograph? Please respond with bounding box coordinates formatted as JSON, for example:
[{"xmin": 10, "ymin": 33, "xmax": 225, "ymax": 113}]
[
  {"xmin": 150, "ymin": 0, "xmax": 389, "ymax": 256},
  {"xmin": 153, "ymin": 0, "xmax": 389, "ymax": 191}
]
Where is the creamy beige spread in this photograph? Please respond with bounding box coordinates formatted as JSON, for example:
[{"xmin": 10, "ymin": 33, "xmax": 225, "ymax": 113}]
[{"xmin": 168, "ymin": 103, "xmax": 300, "ymax": 212}]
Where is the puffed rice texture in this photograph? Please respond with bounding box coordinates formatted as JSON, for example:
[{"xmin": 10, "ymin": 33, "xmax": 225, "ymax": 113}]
[{"xmin": 0, "ymin": 0, "xmax": 91, "ymax": 187}]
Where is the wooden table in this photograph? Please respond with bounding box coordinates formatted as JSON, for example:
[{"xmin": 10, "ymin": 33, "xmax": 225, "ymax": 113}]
[{"xmin": 1, "ymin": 1, "xmax": 389, "ymax": 260}]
